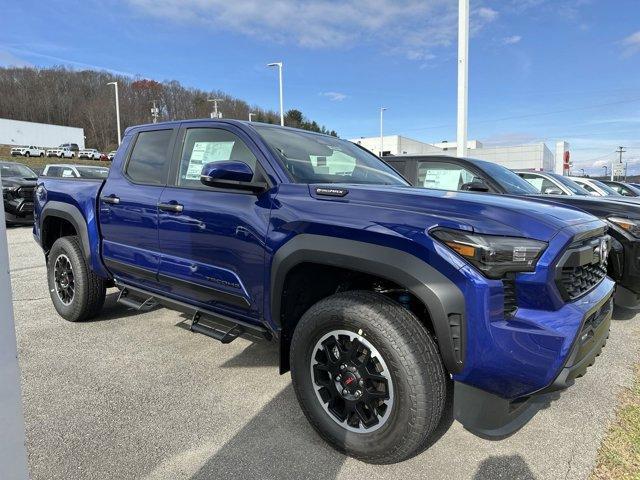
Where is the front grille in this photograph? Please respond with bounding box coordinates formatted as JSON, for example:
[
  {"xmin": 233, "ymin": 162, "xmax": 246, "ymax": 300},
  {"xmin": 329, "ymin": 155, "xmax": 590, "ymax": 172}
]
[
  {"xmin": 556, "ymin": 235, "xmax": 609, "ymax": 301},
  {"xmin": 503, "ymin": 276, "xmax": 517, "ymax": 316},
  {"xmin": 16, "ymin": 187, "xmax": 34, "ymax": 201}
]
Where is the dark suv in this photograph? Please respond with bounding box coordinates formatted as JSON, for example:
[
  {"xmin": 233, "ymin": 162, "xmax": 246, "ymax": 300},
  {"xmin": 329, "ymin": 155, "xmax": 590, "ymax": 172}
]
[{"xmin": 1, "ymin": 161, "xmax": 38, "ymax": 225}]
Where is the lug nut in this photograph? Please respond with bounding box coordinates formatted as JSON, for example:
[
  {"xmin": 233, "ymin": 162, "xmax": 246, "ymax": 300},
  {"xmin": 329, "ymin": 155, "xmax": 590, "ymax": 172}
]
[
  {"xmin": 359, "ymin": 379, "xmax": 364, "ymax": 387},
  {"xmin": 336, "ymin": 375, "xmax": 342, "ymax": 382},
  {"xmin": 340, "ymin": 364, "xmax": 347, "ymax": 371},
  {"xmin": 355, "ymin": 390, "xmax": 362, "ymax": 397},
  {"xmin": 342, "ymin": 389, "xmax": 348, "ymax": 396}
]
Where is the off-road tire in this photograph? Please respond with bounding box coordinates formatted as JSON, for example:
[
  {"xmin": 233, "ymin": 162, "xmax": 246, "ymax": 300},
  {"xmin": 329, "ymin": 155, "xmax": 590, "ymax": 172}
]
[
  {"xmin": 47, "ymin": 236, "xmax": 106, "ymax": 322},
  {"xmin": 290, "ymin": 290, "xmax": 447, "ymax": 464}
]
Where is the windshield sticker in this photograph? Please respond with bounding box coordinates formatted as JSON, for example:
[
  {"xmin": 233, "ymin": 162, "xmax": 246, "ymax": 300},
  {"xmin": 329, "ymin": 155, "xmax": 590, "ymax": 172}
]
[{"xmin": 185, "ymin": 141, "xmax": 235, "ymax": 180}]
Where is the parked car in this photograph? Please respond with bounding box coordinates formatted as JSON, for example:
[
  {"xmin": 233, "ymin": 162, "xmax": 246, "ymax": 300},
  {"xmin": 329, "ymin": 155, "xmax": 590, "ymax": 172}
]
[
  {"xmin": 33, "ymin": 120, "xmax": 614, "ymax": 463},
  {"xmin": 599, "ymin": 179, "xmax": 640, "ymax": 197},
  {"xmin": 11, "ymin": 145, "xmax": 45, "ymax": 157},
  {"xmin": 569, "ymin": 176, "xmax": 623, "ymax": 197},
  {"xmin": 46, "ymin": 146, "xmax": 75, "ymax": 158},
  {"xmin": 1, "ymin": 161, "xmax": 37, "ymax": 225},
  {"xmin": 107, "ymin": 150, "xmax": 117, "ymax": 160},
  {"xmin": 42, "ymin": 164, "xmax": 109, "ymax": 179},
  {"xmin": 78, "ymin": 148, "xmax": 102, "ymax": 160},
  {"xmin": 59, "ymin": 143, "xmax": 80, "ymax": 153},
  {"xmin": 384, "ymin": 156, "xmax": 640, "ymax": 309},
  {"xmin": 99, "ymin": 153, "xmax": 109, "ymax": 161}
]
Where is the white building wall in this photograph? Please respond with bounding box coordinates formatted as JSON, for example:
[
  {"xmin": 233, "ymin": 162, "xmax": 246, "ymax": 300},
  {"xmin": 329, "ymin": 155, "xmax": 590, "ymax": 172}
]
[
  {"xmin": 461, "ymin": 143, "xmax": 556, "ymax": 171},
  {"xmin": 0, "ymin": 118, "xmax": 85, "ymax": 149},
  {"xmin": 351, "ymin": 135, "xmax": 442, "ymax": 156}
]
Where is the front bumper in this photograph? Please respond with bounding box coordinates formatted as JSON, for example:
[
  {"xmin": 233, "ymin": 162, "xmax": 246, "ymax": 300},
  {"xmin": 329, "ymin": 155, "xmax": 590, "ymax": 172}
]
[{"xmin": 454, "ymin": 282, "xmax": 613, "ymax": 437}]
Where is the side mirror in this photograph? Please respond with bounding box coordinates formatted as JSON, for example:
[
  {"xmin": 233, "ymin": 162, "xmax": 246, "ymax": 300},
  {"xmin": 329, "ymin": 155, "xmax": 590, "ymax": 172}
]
[
  {"xmin": 543, "ymin": 186, "xmax": 564, "ymax": 195},
  {"xmin": 461, "ymin": 181, "xmax": 490, "ymax": 192},
  {"xmin": 200, "ymin": 161, "xmax": 267, "ymax": 193}
]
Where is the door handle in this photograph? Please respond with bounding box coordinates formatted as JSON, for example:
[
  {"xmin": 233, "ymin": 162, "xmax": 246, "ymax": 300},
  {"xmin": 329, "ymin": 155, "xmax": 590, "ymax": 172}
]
[
  {"xmin": 100, "ymin": 194, "xmax": 120, "ymax": 205},
  {"xmin": 157, "ymin": 202, "xmax": 184, "ymax": 213}
]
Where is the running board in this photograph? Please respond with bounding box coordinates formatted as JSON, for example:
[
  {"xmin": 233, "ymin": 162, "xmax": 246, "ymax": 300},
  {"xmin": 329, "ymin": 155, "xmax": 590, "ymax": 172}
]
[
  {"xmin": 190, "ymin": 312, "xmax": 244, "ymax": 344},
  {"xmin": 117, "ymin": 288, "xmax": 157, "ymax": 311},
  {"xmin": 114, "ymin": 282, "xmax": 273, "ymax": 342}
]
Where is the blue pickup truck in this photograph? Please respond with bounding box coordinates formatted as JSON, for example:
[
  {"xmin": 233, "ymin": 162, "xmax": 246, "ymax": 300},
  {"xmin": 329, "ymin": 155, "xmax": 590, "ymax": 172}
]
[{"xmin": 34, "ymin": 120, "xmax": 614, "ymax": 464}]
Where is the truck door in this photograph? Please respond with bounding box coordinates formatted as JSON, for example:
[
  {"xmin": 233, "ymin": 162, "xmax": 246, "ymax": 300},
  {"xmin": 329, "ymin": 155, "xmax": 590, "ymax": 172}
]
[
  {"xmin": 99, "ymin": 127, "xmax": 177, "ymax": 289},
  {"xmin": 156, "ymin": 123, "xmax": 273, "ymax": 323}
]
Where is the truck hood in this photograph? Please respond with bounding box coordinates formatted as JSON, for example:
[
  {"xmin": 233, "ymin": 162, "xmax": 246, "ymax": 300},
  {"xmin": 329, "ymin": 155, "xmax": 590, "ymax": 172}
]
[
  {"xmin": 314, "ymin": 184, "xmax": 601, "ymax": 241},
  {"xmin": 520, "ymin": 194, "xmax": 640, "ymax": 221},
  {"xmin": 1, "ymin": 177, "xmax": 37, "ymax": 187}
]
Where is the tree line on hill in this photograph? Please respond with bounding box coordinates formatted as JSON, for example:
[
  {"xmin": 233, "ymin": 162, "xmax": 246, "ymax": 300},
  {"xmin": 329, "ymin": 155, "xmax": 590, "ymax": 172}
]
[{"xmin": 0, "ymin": 67, "xmax": 337, "ymax": 151}]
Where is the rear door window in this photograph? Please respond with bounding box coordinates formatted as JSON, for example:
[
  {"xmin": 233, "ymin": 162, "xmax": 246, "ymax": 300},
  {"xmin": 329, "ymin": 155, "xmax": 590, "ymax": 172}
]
[
  {"xmin": 519, "ymin": 173, "xmax": 565, "ymax": 194},
  {"xmin": 126, "ymin": 129, "xmax": 174, "ymax": 185}
]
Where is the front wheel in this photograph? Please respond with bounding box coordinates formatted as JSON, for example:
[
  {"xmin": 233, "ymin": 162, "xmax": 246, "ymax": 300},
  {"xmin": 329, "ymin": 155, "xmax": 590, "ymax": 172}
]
[
  {"xmin": 24, "ymin": 151, "xmax": 30, "ymax": 157},
  {"xmin": 290, "ymin": 290, "xmax": 447, "ymax": 464},
  {"xmin": 47, "ymin": 236, "xmax": 106, "ymax": 322}
]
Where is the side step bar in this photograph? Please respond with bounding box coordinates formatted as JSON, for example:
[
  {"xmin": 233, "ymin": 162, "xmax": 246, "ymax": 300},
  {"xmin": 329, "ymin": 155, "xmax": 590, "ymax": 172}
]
[
  {"xmin": 117, "ymin": 288, "xmax": 157, "ymax": 311},
  {"xmin": 115, "ymin": 283, "xmax": 273, "ymax": 344},
  {"xmin": 190, "ymin": 312, "xmax": 244, "ymax": 344}
]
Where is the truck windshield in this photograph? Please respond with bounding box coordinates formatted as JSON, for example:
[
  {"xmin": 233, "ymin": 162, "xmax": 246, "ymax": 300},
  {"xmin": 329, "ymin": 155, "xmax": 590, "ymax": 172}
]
[
  {"xmin": 546, "ymin": 173, "xmax": 591, "ymax": 195},
  {"xmin": 0, "ymin": 163, "xmax": 37, "ymax": 179},
  {"xmin": 472, "ymin": 159, "xmax": 539, "ymax": 195},
  {"xmin": 76, "ymin": 167, "xmax": 109, "ymax": 179},
  {"xmin": 253, "ymin": 125, "xmax": 408, "ymax": 186}
]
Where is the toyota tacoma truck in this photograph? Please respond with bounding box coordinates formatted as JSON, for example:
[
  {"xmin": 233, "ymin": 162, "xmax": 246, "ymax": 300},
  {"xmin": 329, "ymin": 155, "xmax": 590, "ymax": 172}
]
[
  {"xmin": 386, "ymin": 155, "xmax": 640, "ymax": 309},
  {"xmin": 33, "ymin": 120, "xmax": 614, "ymax": 464}
]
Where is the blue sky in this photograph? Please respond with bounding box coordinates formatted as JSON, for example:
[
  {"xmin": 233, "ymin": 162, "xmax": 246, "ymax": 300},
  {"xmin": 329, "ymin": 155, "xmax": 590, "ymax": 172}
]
[{"xmin": 1, "ymin": 0, "xmax": 639, "ymax": 175}]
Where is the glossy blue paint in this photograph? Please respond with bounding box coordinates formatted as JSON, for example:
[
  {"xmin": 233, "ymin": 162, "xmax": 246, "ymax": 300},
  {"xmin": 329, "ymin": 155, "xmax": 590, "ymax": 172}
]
[
  {"xmin": 33, "ymin": 118, "xmax": 614, "ymax": 401},
  {"xmin": 202, "ymin": 160, "xmax": 254, "ymax": 183}
]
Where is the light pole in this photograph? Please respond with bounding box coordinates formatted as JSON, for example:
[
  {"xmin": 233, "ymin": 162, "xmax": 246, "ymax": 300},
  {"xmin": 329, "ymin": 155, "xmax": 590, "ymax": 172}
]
[
  {"xmin": 0, "ymin": 201, "xmax": 30, "ymax": 480},
  {"xmin": 249, "ymin": 112, "xmax": 255, "ymax": 122},
  {"xmin": 603, "ymin": 165, "xmax": 608, "ymax": 178},
  {"xmin": 267, "ymin": 62, "xmax": 284, "ymax": 126},
  {"xmin": 207, "ymin": 98, "xmax": 223, "ymax": 119},
  {"xmin": 379, "ymin": 107, "xmax": 388, "ymax": 157},
  {"xmin": 456, "ymin": 0, "xmax": 469, "ymax": 158},
  {"xmin": 107, "ymin": 81, "xmax": 121, "ymax": 145},
  {"xmin": 580, "ymin": 168, "xmax": 585, "ymax": 176},
  {"xmin": 151, "ymin": 100, "xmax": 159, "ymax": 124}
]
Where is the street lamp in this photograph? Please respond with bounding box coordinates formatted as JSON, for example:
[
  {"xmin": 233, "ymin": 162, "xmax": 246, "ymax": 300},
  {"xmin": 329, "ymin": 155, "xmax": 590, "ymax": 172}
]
[
  {"xmin": 580, "ymin": 168, "xmax": 585, "ymax": 176},
  {"xmin": 106, "ymin": 81, "xmax": 121, "ymax": 145},
  {"xmin": 249, "ymin": 112, "xmax": 255, "ymax": 122},
  {"xmin": 379, "ymin": 107, "xmax": 388, "ymax": 157},
  {"xmin": 267, "ymin": 62, "xmax": 284, "ymax": 126},
  {"xmin": 603, "ymin": 165, "xmax": 608, "ymax": 178}
]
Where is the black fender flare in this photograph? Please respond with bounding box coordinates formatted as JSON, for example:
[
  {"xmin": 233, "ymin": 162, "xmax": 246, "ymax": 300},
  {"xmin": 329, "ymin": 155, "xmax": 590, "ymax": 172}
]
[
  {"xmin": 40, "ymin": 201, "xmax": 91, "ymax": 259},
  {"xmin": 271, "ymin": 234, "xmax": 466, "ymax": 374}
]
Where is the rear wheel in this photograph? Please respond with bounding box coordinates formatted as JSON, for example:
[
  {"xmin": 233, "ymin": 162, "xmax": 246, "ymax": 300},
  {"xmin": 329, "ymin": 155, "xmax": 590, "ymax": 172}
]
[
  {"xmin": 24, "ymin": 151, "xmax": 30, "ymax": 157},
  {"xmin": 290, "ymin": 290, "xmax": 447, "ymax": 464},
  {"xmin": 47, "ymin": 236, "xmax": 106, "ymax": 322}
]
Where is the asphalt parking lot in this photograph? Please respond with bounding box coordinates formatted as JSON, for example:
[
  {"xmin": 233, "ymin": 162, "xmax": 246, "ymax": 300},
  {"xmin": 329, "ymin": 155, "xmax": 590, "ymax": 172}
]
[{"xmin": 7, "ymin": 225, "xmax": 640, "ymax": 480}]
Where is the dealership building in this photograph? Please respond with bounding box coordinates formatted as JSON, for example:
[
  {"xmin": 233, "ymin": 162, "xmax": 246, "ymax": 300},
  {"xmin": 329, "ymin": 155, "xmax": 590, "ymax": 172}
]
[
  {"xmin": 0, "ymin": 118, "xmax": 85, "ymax": 149},
  {"xmin": 350, "ymin": 135, "xmax": 568, "ymax": 175}
]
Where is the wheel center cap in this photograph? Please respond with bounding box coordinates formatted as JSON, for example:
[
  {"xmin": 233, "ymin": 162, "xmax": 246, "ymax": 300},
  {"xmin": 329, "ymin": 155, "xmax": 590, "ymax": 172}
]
[{"xmin": 341, "ymin": 373, "xmax": 357, "ymax": 389}]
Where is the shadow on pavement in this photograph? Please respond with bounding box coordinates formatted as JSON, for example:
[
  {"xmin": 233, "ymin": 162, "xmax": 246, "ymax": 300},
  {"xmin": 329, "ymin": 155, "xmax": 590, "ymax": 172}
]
[
  {"xmin": 612, "ymin": 305, "xmax": 639, "ymax": 321},
  {"xmin": 191, "ymin": 384, "xmax": 347, "ymax": 480},
  {"xmin": 220, "ymin": 340, "xmax": 279, "ymax": 368},
  {"xmin": 473, "ymin": 454, "xmax": 536, "ymax": 480}
]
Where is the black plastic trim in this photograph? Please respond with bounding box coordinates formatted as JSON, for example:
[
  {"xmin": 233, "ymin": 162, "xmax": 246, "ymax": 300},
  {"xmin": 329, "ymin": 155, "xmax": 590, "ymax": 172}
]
[
  {"xmin": 40, "ymin": 201, "xmax": 91, "ymax": 259},
  {"xmin": 270, "ymin": 234, "xmax": 466, "ymax": 373}
]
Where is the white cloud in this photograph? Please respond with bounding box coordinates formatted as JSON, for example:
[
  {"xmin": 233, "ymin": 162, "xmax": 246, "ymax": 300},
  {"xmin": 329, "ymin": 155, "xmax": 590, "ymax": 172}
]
[
  {"xmin": 320, "ymin": 91, "xmax": 348, "ymax": 102},
  {"xmin": 502, "ymin": 35, "xmax": 522, "ymax": 45},
  {"xmin": 126, "ymin": 0, "xmax": 498, "ymax": 61},
  {"xmin": 621, "ymin": 31, "xmax": 640, "ymax": 57}
]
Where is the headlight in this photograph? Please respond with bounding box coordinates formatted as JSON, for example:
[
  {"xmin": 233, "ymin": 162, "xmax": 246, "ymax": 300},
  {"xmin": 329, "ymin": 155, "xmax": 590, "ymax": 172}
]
[
  {"xmin": 608, "ymin": 217, "xmax": 640, "ymax": 238},
  {"xmin": 431, "ymin": 228, "xmax": 547, "ymax": 279}
]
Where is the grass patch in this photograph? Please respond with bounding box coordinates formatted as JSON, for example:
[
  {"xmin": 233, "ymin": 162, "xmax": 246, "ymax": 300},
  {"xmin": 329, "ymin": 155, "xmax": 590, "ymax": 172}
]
[
  {"xmin": 592, "ymin": 365, "xmax": 640, "ymax": 480},
  {"xmin": 1, "ymin": 155, "xmax": 109, "ymax": 173}
]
